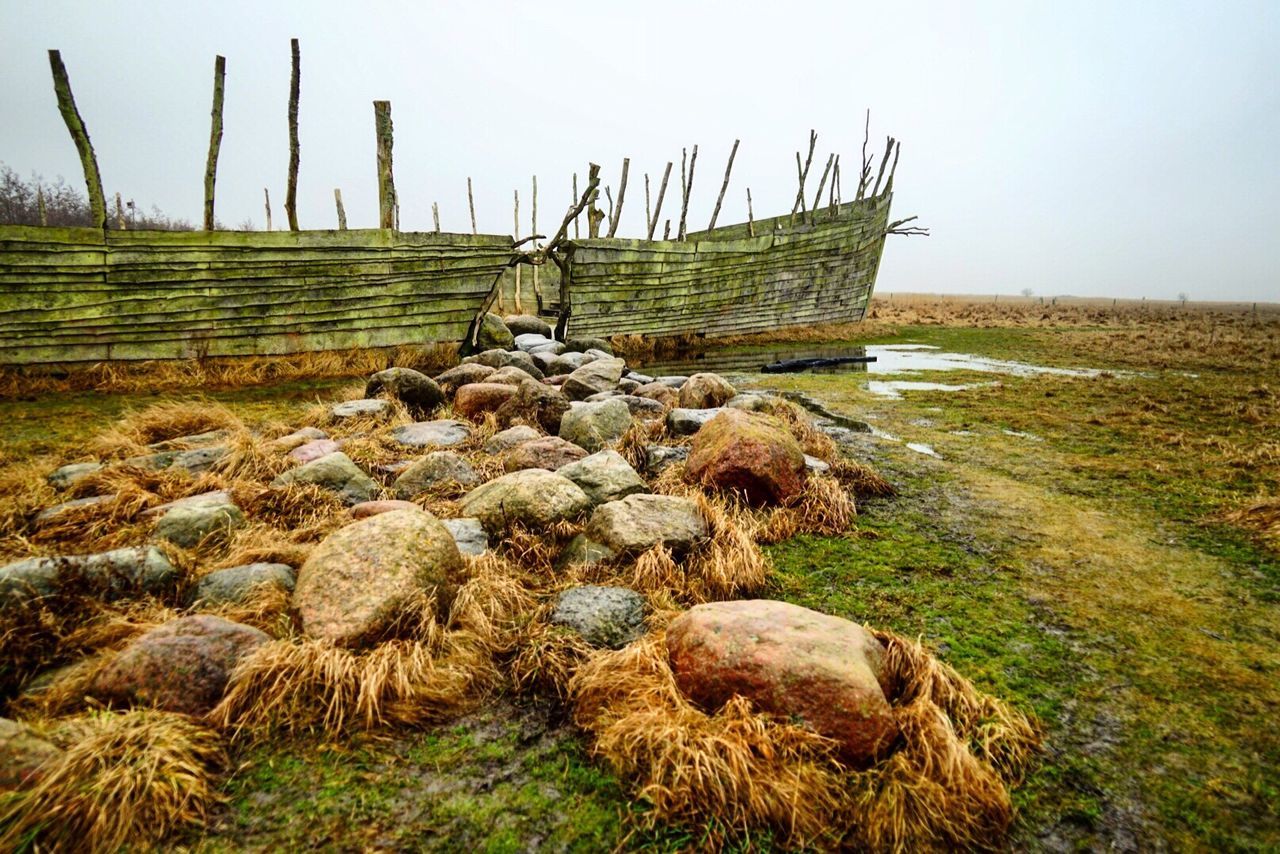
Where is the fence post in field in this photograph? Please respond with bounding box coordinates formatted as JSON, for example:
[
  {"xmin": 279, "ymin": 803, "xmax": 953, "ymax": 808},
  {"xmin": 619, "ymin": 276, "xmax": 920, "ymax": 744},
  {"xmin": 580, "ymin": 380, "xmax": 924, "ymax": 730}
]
[
  {"xmin": 374, "ymin": 100, "xmax": 396, "ymax": 230},
  {"xmin": 47, "ymin": 50, "xmax": 106, "ymax": 231},
  {"xmin": 203, "ymin": 55, "xmax": 226, "ymax": 231},
  {"xmin": 707, "ymin": 139, "xmax": 739, "ymax": 232},
  {"xmin": 284, "ymin": 39, "xmax": 301, "ymax": 230}
]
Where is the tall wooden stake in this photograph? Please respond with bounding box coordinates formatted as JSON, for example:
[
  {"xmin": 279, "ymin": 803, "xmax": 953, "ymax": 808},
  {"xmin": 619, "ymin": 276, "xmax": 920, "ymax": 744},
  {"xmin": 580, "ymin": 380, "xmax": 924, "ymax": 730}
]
[
  {"xmin": 746, "ymin": 187, "xmax": 755, "ymax": 237},
  {"xmin": 883, "ymin": 142, "xmax": 901, "ymax": 196},
  {"xmin": 678, "ymin": 144, "xmax": 698, "ymax": 240},
  {"xmin": 607, "ymin": 157, "xmax": 629, "ymax": 237},
  {"xmin": 467, "ymin": 177, "xmax": 477, "ymax": 234},
  {"xmin": 531, "ymin": 174, "xmax": 540, "ymax": 303},
  {"xmin": 334, "ymin": 188, "xmax": 347, "ymax": 229},
  {"xmin": 47, "ymin": 50, "xmax": 105, "ymax": 230},
  {"xmin": 37, "ymin": 187, "xmax": 47, "ymax": 226},
  {"xmin": 513, "ymin": 189, "xmax": 521, "ymax": 314},
  {"xmin": 203, "ymin": 55, "xmax": 226, "ymax": 231},
  {"xmin": 810, "ymin": 153, "xmax": 834, "ymax": 223},
  {"xmin": 374, "ymin": 100, "xmax": 396, "ymax": 229},
  {"xmin": 264, "ymin": 188, "xmax": 272, "ymax": 230},
  {"xmin": 285, "ymin": 38, "xmax": 300, "ymax": 231},
  {"xmin": 572, "ymin": 173, "xmax": 580, "ymax": 239},
  {"xmin": 644, "ymin": 174, "xmax": 651, "ymax": 230},
  {"xmin": 663, "ymin": 219, "xmax": 671, "ymax": 240},
  {"xmin": 871, "ymin": 136, "xmax": 895, "ymax": 198},
  {"xmin": 857, "ymin": 109, "xmax": 872, "ymax": 200},
  {"xmin": 706, "ymin": 138, "xmax": 739, "ymax": 231},
  {"xmin": 647, "ymin": 161, "xmax": 671, "ymax": 240},
  {"xmin": 791, "ymin": 129, "xmax": 816, "ymax": 224},
  {"xmin": 432, "ymin": 201, "xmax": 440, "ymax": 232},
  {"xmin": 115, "ymin": 192, "xmax": 126, "ymax": 230}
]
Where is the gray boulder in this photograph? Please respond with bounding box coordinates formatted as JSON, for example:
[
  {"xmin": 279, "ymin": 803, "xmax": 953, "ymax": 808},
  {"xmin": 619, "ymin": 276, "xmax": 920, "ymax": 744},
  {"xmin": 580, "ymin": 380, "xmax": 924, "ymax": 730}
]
[
  {"xmin": 504, "ymin": 314, "xmax": 554, "ymax": 338},
  {"xmin": 514, "ymin": 333, "xmax": 554, "ymax": 352},
  {"xmin": 615, "ymin": 395, "xmax": 667, "ymax": 418},
  {"xmin": 0, "ymin": 546, "xmax": 178, "ymax": 610},
  {"xmin": 458, "ymin": 469, "xmax": 591, "ymax": 533},
  {"xmin": 46, "ymin": 462, "xmax": 103, "ymax": 490},
  {"xmin": 558, "ymin": 535, "xmax": 618, "ymax": 568},
  {"xmin": 495, "ymin": 378, "xmax": 571, "ymax": 434},
  {"xmin": 565, "ymin": 336, "xmax": 613, "ymax": 355},
  {"xmin": 393, "ymin": 451, "xmax": 479, "ymax": 499},
  {"xmin": 272, "ymin": 452, "xmax": 378, "ymax": 506},
  {"xmin": 366, "ymin": 367, "xmax": 445, "ymax": 414},
  {"xmin": 154, "ymin": 502, "xmax": 245, "ymax": 549},
  {"xmin": 477, "ymin": 313, "xmax": 516, "ymax": 350},
  {"xmin": 679, "ymin": 373, "xmax": 737, "ymax": 409},
  {"xmin": 193, "ymin": 563, "xmax": 295, "ymax": 607},
  {"xmin": 563, "ymin": 358, "xmax": 625, "ymax": 401},
  {"xmin": 551, "ymin": 585, "xmax": 646, "ymax": 648},
  {"xmin": 434, "ymin": 362, "xmax": 496, "ymax": 392},
  {"xmin": 442, "ymin": 517, "xmax": 488, "ymax": 556},
  {"xmin": 644, "ymin": 444, "xmax": 690, "ymax": 475},
  {"xmin": 557, "ymin": 450, "xmax": 648, "ymax": 506},
  {"xmin": 391, "ymin": 419, "xmax": 473, "ymax": 449},
  {"xmin": 171, "ymin": 446, "xmax": 228, "ymax": 474},
  {"xmin": 140, "ymin": 490, "xmax": 233, "ymax": 519},
  {"xmin": 270, "ymin": 427, "xmax": 328, "ymax": 452},
  {"xmin": 655, "ymin": 375, "xmax": 689, "ymax": 389},
  {"xmin": 484, "ymin": 425, "xmax": 541, "ymax": 454},
  {"xmin": 667, "ymin": 407, "xmax": 724, "ymax": 436},
  {"xmin": 331, "ymin": 398, "xmax": 395, "ymax": 420},
  {"xmin": 559, "ymin": 399, "xmax": 633, "ymax": 452},
  {"xmin": 585, "ymin": 493, "xmax": 708, "ymax": 555},
  {"xmin": 546, "ymin": 351, "xmax": 594, "ymax": 376}
]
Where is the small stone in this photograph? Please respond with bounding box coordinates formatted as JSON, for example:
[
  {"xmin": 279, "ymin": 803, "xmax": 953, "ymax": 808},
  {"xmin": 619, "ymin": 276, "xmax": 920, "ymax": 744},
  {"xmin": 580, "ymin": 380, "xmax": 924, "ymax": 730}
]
[
  {"xmin": 546, "ymin": 352, "xmax": 594, "ymax": 376},
  {"xmin": 495, "ymin": 378, "xmax": 571, "ymax": 434},
  {"xmin": 626, "ymin": 372, "xmax": 655, "ymax": 386},
  {"xmin": 679, "ymin": 373, "xmax": 738, "ymax": 409},
  {"xmin": 393, "ymin": 451, "xmax": 479, "ymax": 499},
  {"xmin": 193, "ymin": 563, "xmax": 295, "ymax": 607},
  {"xmin": 154, "ymin": 502, "xmax": 245, "ymax": 549},
  {"xmin": 442, "ymin": 517, "xmax": 488, "ymax": 556},
  {"xmin": 484, "ymin": 425, "xmax": 541, "ymax": 454},
  {"xmin": 559, "ymin": 398, "xmax": 632, "ymax": 452},
  {"xmin": 351, "ymin": 499, "xmax": 421, "ymax": 519},
  {"xmin": 551, "ymin": 585, "xmax": 646, "ymax": 648},
  {"xmin": 615, "ymin": 395, "xmax": 666, "ymax": 418},
  {"xmin": 655, "ymin": 375, "xmax": 689, "ymax": 388},
  {"xmin": 331, "ymin": 399, "xmax": 395, "ymax": 420},
  {"xmin": 171, "ymin": 446, "xmax": 228, "ymax": 474},
  {"xmin": 272, "ymin": 452, "xmax": 378, "ymax": 506},
  {"xmin": 148, "ymin": 430, "xmax": 228, "ymax": 451},
  {"xmin": 503, "ymin": 436, "xmax": 588, "ymax": 472},
  {"xmin": 805, "ymin": 454, "xmax": 831, "ymax": 474},
  {"xmin": 666, "ymin": 407, "xmax": 723, "ymax": 436},
  {"xmin": 557, "ymin": 450, "xmax": 648, "ymax": 506},
  {"xmin": 270, "ymin": 427, "xmax": 328, "ymax": 452},
  {"xmin": 459, "ymin": 469, "xmax": 591, "ymax": 533},
  {"xmin": 366, "ymin": 367, "xmax": 445, "ymax": 414},
  {"xmin": 504, "ymin": 314, "xmax": 554, "ymax": 338},
  {"xmin": 486, "ymin": 365, "xmax": 538, "ymax": 386},
  {"xmin": 563, "ymin": 358, "xmax": 625, "ymax": 401},
  {"xmin": 565, "ymin": 336, "xmax": 613, "ymax": 355},
  {"xmin": 434, "ymin": 363, "xmax": 496, "ymax": 392},
  {"xmin": 477, "ymin": 313, "xmax": 515, "ymax": 350},
  {"xmin": 288, "ymin": 438, "xmax": 342, "ymax": 463},
  {"xmin": 34, "ymin": 495, "xmax": 115, "ymax": 525},
  {"xmin": 454, "ymin": 383, "xmax": 519, "ymax": 421},
  {"xmin": 644, "ymin": 445, "xmax": 690, "ymax": 475},
  {"xmin": 585, "ymin": 493, "xmax": 707, "ymax": 555},
  {"xmin": 391, "ymin": 419, "xmax": 473, "ymax": 449},
  {"xmin": 558, "ymin": 535, "xmax": 618, "ymax": 568},
  {"xmin": 140, "ymin": 490, "xmax": 233, "ymax": 519},
  {"xmin": 617, "ymin": 378, "xmax": 641, "ymax": 394},
  {"xmin": 633, "ymin": 382, "xmax": 678, "ymax": 407},
  {"xmin": 46, "ymin": 462, "xmax": 103, "ymax": 490},
  {"xmin": 726, "ymin": 393, "xmax": 774, "ymax": 412}
]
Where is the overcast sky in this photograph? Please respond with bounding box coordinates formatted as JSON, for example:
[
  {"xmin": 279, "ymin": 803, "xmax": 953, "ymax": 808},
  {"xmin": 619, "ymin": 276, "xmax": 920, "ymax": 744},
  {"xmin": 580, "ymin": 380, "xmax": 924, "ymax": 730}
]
[{"xmin": 2, "ymin": 1, "xmax": 1277, "ymax": 301}]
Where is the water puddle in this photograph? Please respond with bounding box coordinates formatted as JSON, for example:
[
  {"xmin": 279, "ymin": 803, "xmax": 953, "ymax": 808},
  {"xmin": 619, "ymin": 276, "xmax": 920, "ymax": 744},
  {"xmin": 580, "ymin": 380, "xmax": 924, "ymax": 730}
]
[
  {"xmin": 866, "ymin": 380, "xmax": 990, "ymax": 399},
  {"xmin": 865, "ymin": 344, "xmax": 1105, "ymax": 379},
  {"xmin": 905, "ymin": 442, "xmax": 939, "ymax": 457}
]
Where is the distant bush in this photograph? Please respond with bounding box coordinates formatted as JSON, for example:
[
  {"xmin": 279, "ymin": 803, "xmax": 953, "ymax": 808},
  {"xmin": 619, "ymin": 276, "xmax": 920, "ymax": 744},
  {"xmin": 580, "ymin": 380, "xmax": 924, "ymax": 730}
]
[{"xmin": 0, "ymin": 163, "xmax": 195, "ymax": 230}]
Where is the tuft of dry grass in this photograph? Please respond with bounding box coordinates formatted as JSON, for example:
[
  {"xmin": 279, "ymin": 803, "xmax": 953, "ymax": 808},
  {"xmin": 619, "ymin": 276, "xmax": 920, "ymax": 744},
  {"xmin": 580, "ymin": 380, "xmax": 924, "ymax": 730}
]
[
  {"xmin": 1221, "ymin": 496, "xmax": 1280, "ymax": 552},
  {"xmin": 571, "ymin": 624, "xmax": 1042, "ymax": 851},
  {"xmin": 0, "ymin": 709, "xmax": 224, "ymax": 853},
  {"xmin": 87, "ymin": 400, "xmax": 244, "ymax": 460}
]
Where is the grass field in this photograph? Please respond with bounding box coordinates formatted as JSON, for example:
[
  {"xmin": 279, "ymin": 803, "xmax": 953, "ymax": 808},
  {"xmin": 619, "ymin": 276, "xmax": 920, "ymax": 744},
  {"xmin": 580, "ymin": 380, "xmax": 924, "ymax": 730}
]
[{"xmin": 2, "ymin": 294, "xmax": 1276, "ymax": 850}]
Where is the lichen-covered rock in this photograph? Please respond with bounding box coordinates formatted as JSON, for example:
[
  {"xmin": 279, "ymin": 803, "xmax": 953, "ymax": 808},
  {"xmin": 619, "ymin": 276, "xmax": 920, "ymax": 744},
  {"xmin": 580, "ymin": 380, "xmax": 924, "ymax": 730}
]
[
  {"xmin": 559, "ymin": 399, "xmax": 632, "ymax": 453},
  {"xmin": 504, "ymin": 314, "xmax": 554, "ymax": 338},
  {"xmin": 0, "ymin": 546, "xmax": 178, "ymax": 610},
  {"xmin": 458, "ymin": 469, "xmax": 591, "ymax": 533},
  {"xmin": 34, "ymin": 495, "xmax": 115, "ymax": 526},
  {"xmin": 558, "ymin": 535, "xmax": 618, "ymax": 568},
  {"xmin": 557, "ymin": 450, "xmax": 648, "ymax": 506},
  {"xmin": 0, "ymin": 717, "xmax": 61, "ymax": 790},
  {"xmin": 331, "ymin": 398, "xmax": 395, "ymax": 420},
  {"xmin": 272, "ymin": 451, "xmax": 378, "ymax": 506},
  {"xmin": 393, "ymin": 451, "xmax": 479, "ymax": 499},
  {"xmin": 454, "ymin": 382, "xmax": 519, "ymax": 421},
  {"xmin": 484, "ymin": 425, "xmax": 541, "ymax": 454},
  {"xmin": 666, "ymin": 600, "xmax": 899, "ymax": 766},
  {"xmin": 434, "ymin": 362, "xmax": 496, "ymax": 393},
  {"xmin": 140, "ymin": 490, "xmax": 234, "ymax": 519},
  {"xmin": 46, "ymin": 461, "xmax": 103, "ymax": 490},
  {"xmin": 502, "ymin": 436, "xmax": 588, "ymax": 472},
  {"xmin": 643, "ymin": 444, "xmax": 689, "ymax": 475},
  {"xmin": 192, "ymin": 563, "xmax": 295, "ymax": 607},
  {"xmin": 725, "ymin": 393, "xmax": 774, "ymax": 412},
  {"xmin": 288, "ymin": 438, "xmax": 342, "ymax": 463},
  {"xmin": 154, "ymin": 501, "xmax": 245, "ymax": 548},
  {"xmin": 350, "ymin": 499, "xmax": 420, "ymax": 519},
  {"xmin": 270, "ymin": 426, "xmax": 328, "ymax": 452},
  {"xmin": 486, "ymin": 365, "xmax": 539, "ymax": 386},
  {"xmin": 294, "ymin": 509, "xmax": 461, "ymax": 645},
  {"xmin": 477, "ymin": 313, "xmax": 516, "ymax": 350},
  {"xmin": 495, "ymin": 378, "xmax": 571, "ymax": 434},
  {"xmin": 171, "ymin": 446, "xmax": 228, "ymax": 474},
  {"xmin": 551, "ymin": 585, "xmax": 646, "ymax": 648},
  {"xmin": 562, "ymin": 358, "xmax": 625, "ymax": 401},
  {"xmin": 365, "ymin": 367, "xmax": 445, "ymax": 414},
  {"xmin": 615, "ymin": 395, "xmax": 667, "ymax": 418},
  {"xmin": 585, "ymin": 493, "xmax": 707, "ymax": 555},
  {"xmin": 391, "ymin": 419, "xmax": 473, "ymax": 449},
  {"xmin": 88, "ymin": 615, "xmax": 270, "ymax": 714},
  {"xmin": 655, "ymin": 375, "xmax": 689, "ymax": 389},
  {"xmin": 679, "ymin": 372, "xmax": 738, "ymax": 409},
  {"xmin": 686, "ymin": 409, "xmax": 806, "ymax": 505},
  {"xmin": 666, "ymin": 407, "xmax": 723, "ymax": 436},
  {"xmin": 513, "ymin": 332, "xmax": 554, "ymax": 352},
  {"xmin": 442, "ymin": 517, "xmax": 488, "ymax": 556},
  {"xmin": 565, "ymin": 336, "xmax": 613, "ymax": 355},
  {"xmin": 462, "ymin": 349, "xmax": 543, "ymax": 379}
]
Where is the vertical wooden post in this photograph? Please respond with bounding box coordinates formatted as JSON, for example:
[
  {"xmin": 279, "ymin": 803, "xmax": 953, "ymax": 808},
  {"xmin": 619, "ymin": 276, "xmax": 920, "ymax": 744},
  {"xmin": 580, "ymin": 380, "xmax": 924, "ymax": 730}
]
[
  {"xmin": 572, "ymin": 173, "xmax": 580, "ymax": 238},
  {"xmin": 607, "ymin": 157, "xmax": 629, "ymax": 237},
  {"xmin": 47, "ymin": 50, "xmax": 106, "ymax": 230},
  {"xmin": 857, "ymin": 110, "xmax": 872, "ymax": 200},
  {"xmin": 467, "ymin": 177, "xmax": 477, "ymax": 234},
  {"xmin": 810, "ymin": 153, "xmax": 834, "ymax": 223},
  {"xmin": 374, "ymin": 100, "xmax": 396, "ymax": 230},
  {"xmin": 663, "ymin": 219, "xmax": 671, "ymax": 240},
  {"xmin": 871, "ymin": 136, "xmax": 895, "ymax": 198},
  {"xmin": 203, "ymin": 55, "xmax": 226, "ymax": 231},
  {"xmin": 37, "ymin": 187, "xmax": 47, "ymax": 226},
  {"xmin": 513, "ymin": 189, "xmax": 522, "ymax": 313},
  {"xmin": 334, "ymin": 188, "xmax": 347, "ymax": 229},
  {"xmin": 644, "ymin": 173, "xmax": 651, "ymax": 231},
  {"xmin": 115, "ymin": 192, "xmax": 126, "ymax": 230},
  {"xmin": 883, "ymin": 142, "xmax": 902, "ymax": 197},
  {"xmin": 791, "ymin": 129, "xmax": 816, "ymax": 224},
  {"xmin": 706, "ymin": 138, "xmax": 739, "ymax": 232},
  {"xmin": 587, "ymin": 189, "xmax": 605, "ymax": 238},
  {"xmin": 432, "ymin": 202, "xmax": 440, "ymax": 232},
  {"xmin": 531, "ymin": 174, "xmax": 540, "ymax": 303},
  {"xmin": 647, "ymin": 161, "xmax": 671, "ymax": 240},
  {"xmin": 264, "ymin": 188, "xmax": 273, "ymax": 230},
  {"xmin": 678, "ymin": 144, "xmax": 697, "ymax": 240},
  {"xmin": 747, "ymin": 188, "xmax": 754, "ymax": 237},
  {"xmin": 285, "ymin": 38, "xmax": 301, "ymax": 231}
]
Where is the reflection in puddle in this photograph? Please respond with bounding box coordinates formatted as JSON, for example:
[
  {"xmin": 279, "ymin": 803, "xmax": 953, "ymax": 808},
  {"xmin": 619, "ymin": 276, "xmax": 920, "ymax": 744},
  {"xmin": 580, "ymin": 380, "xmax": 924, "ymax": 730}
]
[
  {"xmin": 866, "ymin": 344, "xmax": 1104, "ymax": 378},
  {"xmin": 867, "ymin": 380, "xmax": 990, "ymax": 399},
  {"xmin": 906, "ymin": 442, "xmax": 938, "ymax": 457}
]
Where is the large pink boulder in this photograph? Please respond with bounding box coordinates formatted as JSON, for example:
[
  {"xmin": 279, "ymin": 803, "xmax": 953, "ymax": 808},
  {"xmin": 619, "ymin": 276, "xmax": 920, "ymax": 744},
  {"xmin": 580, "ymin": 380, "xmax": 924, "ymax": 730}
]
[
  {"xmin": 685, "ymin": 409, "xmax": 806, "ymax": 505},
  {"xmin": 454, "ymin": 382, "xmax": 518, "ymax": 421},
  {"xmin": 88, "ymin": 615, "xmax": 270, "ymax": 715},
  {"xmin": 666, "ymin": 600, "xmax": 899, "ymax": 766}
]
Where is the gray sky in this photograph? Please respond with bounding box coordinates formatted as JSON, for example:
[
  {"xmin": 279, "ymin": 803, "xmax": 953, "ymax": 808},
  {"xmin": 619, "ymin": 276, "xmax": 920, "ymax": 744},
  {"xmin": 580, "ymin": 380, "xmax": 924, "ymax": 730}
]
[{"xmin": 3, "ymin": 0, "xmax": 1277, "ymax": 301}]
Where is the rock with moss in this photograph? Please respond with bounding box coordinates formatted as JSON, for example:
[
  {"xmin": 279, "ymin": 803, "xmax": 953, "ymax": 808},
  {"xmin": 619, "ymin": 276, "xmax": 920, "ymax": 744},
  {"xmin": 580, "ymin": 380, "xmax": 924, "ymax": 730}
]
[
  {"xmin": 484, "ymin": 425, "xmax": 541, "ymax": 454},
  {"xmin": 504, "ymin": 314, "xmax": 554, "ymax": 338},
  {"xmin": 331, "ymin": 398, "xmax": 395, "ymax": 420},
  {"xmin": 686, "ymin": 409, "xmax": 806, "ymax": 505},
  {"xmin": 154, "ymin": 501, "xmax": 245, "ymax": 548},
  {"xmin": 393, "ymin": 451, "xmax": 479, "ymax": 499},
  {"xmin": 496, "ymin": 378, "xmax": 571, "ymax": 434},
  {"xmin": 559, "ymin": 399, "xmax": 632, "ymax": 452},
  {"xmin": 433, "ymin": 362, "xmax": 496, "ymax": 393},
  {"xmin": 477, "ymin": 313, "xmax": 516, "ymax": 350},
  {"xmin": 391, "ymin": 419, "xmax": 473, "ymax": 449},
  {"xmin": 557, "ymin": 450, "xmax": 648, "ymax": 506},
  {"xmin": 442, "ymin": 517, "xmax": 488, "ymax": 556},
  {"xmin": 192, "ymin": 562, "xmax": 295, "ymax": 607},
  {"xmin": 551, "ymin": 585, "xmax": 646, "ymax": 648},
  {"xmin": 565, "ymin": 336, "xmax": 613, "ymax": 355},
  {"xmin": 584, "ymin": 493, "xmax": 707, "ymax": 555},
  {"xmin": 0, "ymin": 546, "xmax": 178, "ymax": 610},
  {"xmin": 365, "ymin": 367, "xmax": 444, "ymax": 414},
  {"xmin": 562, "ymin": 358, "xmax": 625, "ymax": 401},
  {"xmin": 46, "ymin": 461, "xmax": 103, "ymax": 490},
  {"xmin": 502, "ymin": 436, "xmax": 588, "ymax": 472},
  {"xmin": 294, "ymin": 508, "xmax": 462, "ymax": 645},
  {"xmin": 459, "ymin": 469, "xmax": 591, "ymax": 533},
  {"xmin": 272, "ymin": 451, "xmax": 378, "ymax": 506}
]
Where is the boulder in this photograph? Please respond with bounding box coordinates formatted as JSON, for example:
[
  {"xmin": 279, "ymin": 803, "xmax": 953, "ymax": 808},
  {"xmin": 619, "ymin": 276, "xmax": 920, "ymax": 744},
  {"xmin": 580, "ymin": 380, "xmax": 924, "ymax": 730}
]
[
  {"xmin": 617, "ymin": 377, "xmax": 641, "ymax": 394},
  {"xmin": 666, "ymin": 600, "xmax": 899, "ymax": 765},
  {"xmin": 454, "ymin": 382, "xmax": 519, "ymax": 421},
  {"xmin": 557, "ymin": 535, "xmax": 618, "ymax": 568},
  {"xmin": 486, "ymin": 365, "xmax": 538, "ymax": 386},
  {"xmin": 504, "ymin": 314, "xmax": 554, "ymax": 338},
  {"xmin": 477, "ymin": 313, "xmax": 516, "ymax": 350},
  {"xmin": 484, "ymin": 425, "xmax": 541, "ymax": 454},
  {"xmin": 46, "ymin": 461, "xmax": 103, "ymax": 490},
  {"xmin": 171, "ymin": 446, "xmax": 228, "ymax": 474},
  {"xmin": 350, "ymin": 499, "xmax": 420, "ymax": 519},
  {"xmin": 667, "ymin": 407, "xmax": 723, "ymax": 436},
  {"xmin": 501, "ymin": 350, "xmax": 544, "ymax": 379},
  {"xmin": 0, "ymin": 546, "xmax": 178, "ymax": 610},
  {"xmin": 461, "ymin": 348, "xmax": 514, "ymax": 370},
  {"xmin": 546, "ymin": 352, "xmax": 594, "ymax": 376},
  {"xmin": 625, "ymin": 372, "xmax": 655, "ymax": 386},
  {"xmin": 615, "ymin": 395, "xmax": 666, "ymax": 418},
  {"xmin": 655, "ymin": 375, "xmax": 689, "ymax": 389},
  {"xmin": 154, "ymin": 501, "xmax": 245, "ymax": 549},
  {"xmin": 495, "ymin": 379, "xmax": 571, "ymax": 434},
  {"xmin": 563, "ymin": 358, "xmax": 625, "ymax": 401},
  {"xmin": 288, "ymin": 438, "xmax": 342, "ymax": 463},
  {"xmin": 391, "ymin": 419, "xmax": 473, "ymax": 449},
  {"xmin": 365, "ymin": 367, "xmax": 445, "ymax": 414},
  {"xmin": 583, "ymin": 391, "xmax": 621, "ymax": 402},
  {"xmin": 551, "ymin": 585, "xmax": 646, "ymax": 648},
  {"xmin": 644, "ymin": 444, "xmax": 690, "ymax": 475},
  {"xmin": 527, "ymin": 340, "xmax": 566, "ymax": 356},
  {"xmin": 502, "ymin": 436, "xmax": 588, "ymax": 472},
  {"xmin": 140, "ymin": 490, "xmax": 233, "ymax": 519},
  {"xmin": 0, "ymin": 717, "xmax": 61, "ymax": 790},
  {"xmin": 686, "ymin": 409, "xmax": 806, "ymax": 505},
  {"xmin": 531, "ymin": 351, "xmax": 562, "ymax": 373},
  {"xmin": 88, "ymin": 615, "xmax": 270, "ymax": 715},
  {"xmin": 458, "ymin": 469, "xmax": 591, "ymax": 533},
  {"xmin": 35, "ymin": 495, "xmax": 115, "ymax": 525},
  {"xmin": 192, "ymin": 563, "xmax": 295, "ymax": 607},
  {"xmin": 270, "ymin": 426, "xmax": 328, "ymax": 452},
  {"xmin": 393, "ymin": 451, "xmax": 479, "ymax": 499},
  {"xmin": 272, "ymin": 452, "xmax": 378, "ymax": 506},
  {"xmin": 557, "ymin": 450, "xmax": 648, "ymax": 506},
  {"xmin": 559, "ymin": 399, "xmax": 632, "ymax": 453},
  {"xmin": 565, "ymin": 336, "xmax": 613, "ymax": 355},
  {"xmin": 331, "ymin": 398, "xmax": 395, "ymax": 420},
  {"xmin": 585, "ymin": 493, "xmax": 707, "ymax": 554},
  {"xmin": 513, "ymin": 332, "xmax": 554, "ymax": 352},
  {"xmin": 679, "ymin": 373, "xmax": 738, "ymax": 409},
  {"xmin": 294, "ymin": 509, "xmax": 462, "ymax": 645},
  {"xmin": 434, "ymin": 363, "xmax": 496, "ymax": 392},
  {"xmin": 726, "ymin": 393, "xmax": 774, "ymax": 412},
  {"xmin": 442, "ymin": 517, "xmax": 488, "ymax": 556}
]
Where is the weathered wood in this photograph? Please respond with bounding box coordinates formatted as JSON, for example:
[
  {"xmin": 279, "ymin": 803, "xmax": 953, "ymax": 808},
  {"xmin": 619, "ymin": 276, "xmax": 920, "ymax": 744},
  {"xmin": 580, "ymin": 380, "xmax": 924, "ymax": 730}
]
[
  {"xmin": 48, "ymin": 50, "xmax": 106, "ymax": 231},
  {"xmin": 264, "ymin": 188, "xmax": 273, "ymax": 231},
  {"xmin": 531, "ymin": 174, "xmax": 540, "ymax": 304},
  {"xmin": 872, "ymin": 136, "xmax": 895, "ymax": 198},
  {"xmin": 883, "ymin": 142, "xmax": 901, "ymax": 196},
  {"xmin": 513, "ymin": 188, "xmax": 521, "ymax": 313},
  {"xmin": 467, "ymin": 177, "xmax": 477, "ymax": 234},
  {"xmin": 647, "ymin": 161, "xmax": 672, "ymax": 241},
  {"xmin": 857, "ymin": 109, "xmax": 872, "ymax": 200},
  {"xmin": 607, "ymin": 157, "xmax": 629, "ymax": 237},
  {"xmin": 115, "ymin": 193, "xmax": 126, "ymax": 230},
  {"xmin": 285, "ymin": 38, "xmax": 301, "ymax": 231},
  {"xmin": 431, "ymin": 201, "xmax": 440, "ymax": 233},
  {"xmin": 37, "ymin": 187, "xmax": 47, "ymax": 227},
  {"xmin": 791, "ymin": 129, "xmax": 816, "ymax": 222},
  {"xmin": 374, "ymin": 100, "xmax": 396, "ymax": 230},
  {"xmin": 678, "ymin": 144, "xmax": 698, "ymax": 240},
  {"xmin": 572, "ymin": 173, "xmax": 579, "ymax": 239},
  {"xmin": 644, "ymin": 174, "xmax": 651, "ymax": 232},
  {"xmin": 747, "ymin": 187, "xmax": 754, "ymax": 237},
  {"xmin": 202, "ymin": 56, "xmax": 227, "ymax": 231},
  {"xmin": 810, "ymin": 153, "xmax": 834, "ymax": 223},
  {"xmin": 334, "ymin": 189, "xmax": 348, "ymax": 230},
  {"xmin": 706, "ymin": 139, "xmax": 739, "ymax": 231}
]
